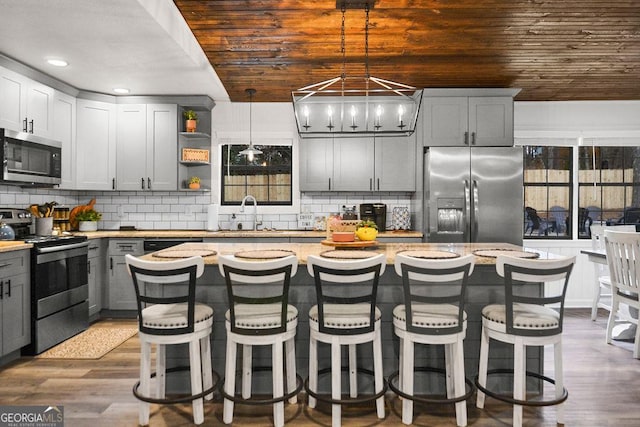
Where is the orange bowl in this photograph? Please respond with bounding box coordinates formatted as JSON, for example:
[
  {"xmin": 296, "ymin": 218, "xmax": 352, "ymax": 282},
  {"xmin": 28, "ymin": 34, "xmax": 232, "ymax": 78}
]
[{"xmin": 332, "ymin": 231, "xmax": 355, "ymax": 242}]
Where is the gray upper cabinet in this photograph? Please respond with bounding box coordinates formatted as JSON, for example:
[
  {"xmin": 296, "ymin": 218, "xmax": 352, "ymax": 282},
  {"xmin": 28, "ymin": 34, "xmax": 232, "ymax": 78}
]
[
  {"xmin": 299, "ymin": 137, "xmax": 415, "ymax": 192},
  {"xmin": 299, "ymin": 138, "xmax": 334, "ymax": 191},
  {"xmin": 422, "ymin": 89, "xmax": 518, "ymax": 147},
  {"xmin": 116, "ymin": 104, "xmax": 177, "ymax": 191}
]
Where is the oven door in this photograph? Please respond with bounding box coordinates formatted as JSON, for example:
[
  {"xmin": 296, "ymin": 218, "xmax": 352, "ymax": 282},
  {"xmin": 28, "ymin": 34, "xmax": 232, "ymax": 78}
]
[{"xmin": 35, "ymin": 242, "xmax": 89, "ymax": 319}]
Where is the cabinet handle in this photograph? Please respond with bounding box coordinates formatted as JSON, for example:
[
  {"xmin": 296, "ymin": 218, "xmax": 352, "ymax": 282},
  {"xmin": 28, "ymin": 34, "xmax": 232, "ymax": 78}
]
[
  {"xmin": 377, "ymin": 178, "xmax": 380, "ymax": 191},
  {"xmin": 87, "ymin": 260, "xmax": 91, "ymax": 275},
  {"xmin": 5, "ymin": 279, "xmax": 9, "ymax": 298},
  {"xmin": 23, "ymin": 118, "xmax": 28, "ymax": 132},
  {"xmin": 141, "ymin": 177, "xmax": 145, "ymax": 190},
  {"xmin": 369, "ymin": 178, "xmax": 373, "ymax": 191},
  {"xmin": 0, "ymin": 280, "xmax": 3, "ymax": 300},
  {"xmin": 29, "ymin": 120, "xmax": 34, "ymax": 134},
  {"xmin": 110, "ymin": 257, "xmax": 113, "ymax": 270},
  {"xmin": 147, "ymin": 177, "xmax": 151, "ymax": 190},
  {"xmin": 464, "ymin": 131, "xmax": 469, "ymax": 145},
  {"xmin": 471, "ymin": 132, "xmax": 476, "ymax": 145},
  {"xmin": 112, "ymin": 178, "xmax": 116, "ymax": 190},
  {"xmin": 328, "ymin": 178, "xmax": 331, "ymax": 190}
]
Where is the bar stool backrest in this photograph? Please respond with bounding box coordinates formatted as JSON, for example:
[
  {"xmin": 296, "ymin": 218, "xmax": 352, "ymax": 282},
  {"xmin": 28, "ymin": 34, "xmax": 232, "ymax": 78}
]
[
  {"xmin": 604, "ymin": 230, "xmax": 640, "ymax": 297},
  {"xmin": 496, "ymin": 255, "xmax": 575, "ymax": 337},
  {"xmin": 125, "ymin": 254, "xmax": 205, "ymax": 336},
  {"xmin": 218, "ymin": 255, "xmax": 298, "ymax": 336},
  {"xmin": 394, "ymin": 253, "xmax": 475, "ymax": 335},
  {"xmin": 306, "ymin": 254, "xmax": 386, "ymax": 336}
]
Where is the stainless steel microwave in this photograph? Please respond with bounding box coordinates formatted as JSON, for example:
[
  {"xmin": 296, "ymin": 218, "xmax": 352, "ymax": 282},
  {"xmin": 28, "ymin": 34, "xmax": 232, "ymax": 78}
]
[{"xmin": 1, "ymin": 128, "xmax": 61, "ymax": 186}]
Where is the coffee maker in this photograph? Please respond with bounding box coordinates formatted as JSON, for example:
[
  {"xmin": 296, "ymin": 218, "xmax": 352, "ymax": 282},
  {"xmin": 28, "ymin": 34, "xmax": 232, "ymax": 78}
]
[{"xmin": 359, "ymin": 203, "xmax": 386, "ymax": 232}]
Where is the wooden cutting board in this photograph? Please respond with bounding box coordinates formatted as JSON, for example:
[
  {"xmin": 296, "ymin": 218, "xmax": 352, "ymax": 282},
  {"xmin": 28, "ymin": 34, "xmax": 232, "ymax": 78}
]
[{"xmin": 320, "ymin": 239, "xmax": 378, "ymax": 248}]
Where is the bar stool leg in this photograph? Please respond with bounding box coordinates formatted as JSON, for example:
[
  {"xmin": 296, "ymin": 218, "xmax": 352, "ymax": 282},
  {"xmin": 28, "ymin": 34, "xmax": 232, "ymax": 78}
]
[
  {"xmin": 308, "ymin": 336, "xmax": 318, "ymax": 409},
  {"xmin": 476, "ymin": 327, "xmax": 490, "ymax": 409},
  {"xmin": 554, "ymin": 340, "xmax": 564, "ymax": 424},
  {"xmin": 331, "ymin": 338, "xmax": 342, "ymax": 427},
  {"xmin": 513, "ymin": 338, "xmax": 525, "ymax": 427},
  {"xmin": 242, "ymin": 344, "xmax": 253, "ymax": 399},
  {"xmin": 285, "ymin": 337, "xmax": 298, "ymax": 404},
  {"xmin": 445, "ymin": 343, "xmax": 454, "ymax": 399},
  {"xmin": 373, "ymin": 328, "xmax": 385, "ymax": 419},
  {"xmin": 453, "ymin": 340, "xmax": 467, "ymax": 427},
  {"xmin": 156, "ymin": 343, "xmax": 166, "ymax": 398},
  {"xmin": 189, "ymin": 340, "xmax": 204, "ymax": 425},
  {"xmin": 401, "ymin": 335, "xmax": 414, "ymax": 425},
  {"xmin": 139, "ymin": 340, "xmax": 152, "ymax": 426},
  {"xmin": 223, "ymin": 340, "xmax": 238, "ymax": 424},
  {"xmin": 201, "ymin": 336, "xmax": 213, "ymax": 401},
  {"xmin": 398, "ymin": 336, "xmax": 404, "ymax": 393},
  {"xmin": 348, "ymin": 344, "xmax": 358, "ymax": 398},
  {"xmin": 273, "ymin": 338, "xmax": 285, "ymax": 427}
]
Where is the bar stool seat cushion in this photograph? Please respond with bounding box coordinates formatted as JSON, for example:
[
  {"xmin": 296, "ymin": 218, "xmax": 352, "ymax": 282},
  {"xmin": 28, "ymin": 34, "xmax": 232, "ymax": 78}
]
[
  {"xmin": 309, "ymin": 303, "xmax": 381, "ymax": 329},
  {"xmin": 482, "ymin": 303, "xmax": 560, "ymax": 330},
  {"xmin": 225, "ymin": 304, "xmax": 298, "ymax": 330},
  {"xmin": 393, "ymin": 303, "xmax": 466, "ymax": 329},
  {"xmin": 141, "ymin": 303, "xmax": 213, "ymax": 330}
]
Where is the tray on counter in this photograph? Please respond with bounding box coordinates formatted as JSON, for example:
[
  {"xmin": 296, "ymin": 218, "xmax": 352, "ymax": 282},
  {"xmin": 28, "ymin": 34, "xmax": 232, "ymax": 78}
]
[{"xmin": 320, "ymin": 239, "xmax": 378, "ymax": 248}]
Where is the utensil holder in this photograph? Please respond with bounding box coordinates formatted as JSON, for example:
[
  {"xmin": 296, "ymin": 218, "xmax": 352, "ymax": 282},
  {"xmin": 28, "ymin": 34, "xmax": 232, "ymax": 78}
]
[{"xmin": 35, "ymin": 217, "xmax": 53, "ymax": 236}]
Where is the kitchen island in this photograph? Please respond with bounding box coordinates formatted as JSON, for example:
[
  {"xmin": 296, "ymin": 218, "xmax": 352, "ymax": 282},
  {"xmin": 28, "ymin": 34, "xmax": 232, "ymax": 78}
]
[{"xmin": 141, "ymin": 241, "xmax": 552, "ymax": 395}]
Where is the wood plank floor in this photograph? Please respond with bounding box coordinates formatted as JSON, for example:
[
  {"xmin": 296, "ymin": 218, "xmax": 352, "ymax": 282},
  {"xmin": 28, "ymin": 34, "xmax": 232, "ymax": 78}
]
[{"xmin": 0, "ymin": 310, "xmax": 639, "ymax": 426}]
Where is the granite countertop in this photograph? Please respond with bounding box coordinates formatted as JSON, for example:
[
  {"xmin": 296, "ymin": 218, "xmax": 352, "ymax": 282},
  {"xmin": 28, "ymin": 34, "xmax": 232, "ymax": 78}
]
[
  {"xmin": 141, "ymin": 241, "xmax": 548, "ymax": 266},
  {"xmin": 74, "ymin": 229, "xmax": 423, "ymax": 239}
]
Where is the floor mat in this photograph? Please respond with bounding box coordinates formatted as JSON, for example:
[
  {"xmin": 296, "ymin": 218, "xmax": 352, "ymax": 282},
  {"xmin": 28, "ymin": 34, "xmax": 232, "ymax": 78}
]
[{"xmin": 37, "ymin": 326, "xmax": 138, "ymax": 359}]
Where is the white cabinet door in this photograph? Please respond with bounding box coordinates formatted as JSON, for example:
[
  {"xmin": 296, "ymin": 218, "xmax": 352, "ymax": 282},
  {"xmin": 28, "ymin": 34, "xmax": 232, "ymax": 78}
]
[
  {"xmin": 0, "ymin": 67, "xmax": 53, "ymax": 137},
  {"xmin": 76, "ymin": 99, "xmax": 116, "ymax": 190},
  {"xmin": 147, "ymin": 104, "xmax": 177, "ymax": 191},
  {"xmin": 25, "ymin": 81, "xmax": 54, "ymax": 138},
  {"xmin": 116, "ymin": 104, "xmax": 148, "ymax": 190},
  {"xmin": 468, "ymin": 96, "xmax": 514, "ymax": 147},
  {"xmin": 375, "ymin": 136, "xmax": 416, "ymax": 191},
  {"xmin": 53, "ymin": 91, "xmax": 76, "ymax": 189},
  {"xmin": 116, "ymin": 104, "xmax": 177, "ymax": 191},
  {"xmin": 0, "ymin": 67, "xmax": 25, "ymax": 132},
  {"xmin": 422, "ymin": 97, "xmax": 468, "ymax": 146},
  {"xmin": 299, "ymin": 138, "xmax": 333, "ymax": 191},
  {"xmin": 332, "ymin": 138, "xmax": 375, "ymax": 191}
]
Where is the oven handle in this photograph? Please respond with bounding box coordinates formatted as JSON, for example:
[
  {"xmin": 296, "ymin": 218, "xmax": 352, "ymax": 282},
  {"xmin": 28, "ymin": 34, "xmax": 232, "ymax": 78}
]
[{"xmin": 36, "ymin": 241, "xmax": 90, "ymax": 254}]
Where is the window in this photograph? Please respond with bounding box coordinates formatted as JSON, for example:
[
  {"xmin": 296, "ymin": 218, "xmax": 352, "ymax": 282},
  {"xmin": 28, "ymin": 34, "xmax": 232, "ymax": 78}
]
[
  {"xmin": 221, "ymin": 144, "xmax": 293, "ymax": 205},
  {"xmin": 523, "ymin": 146, "xmax": 573, "ymax": 239},
  {"xmin": 578, "ymin": 146, "xmax": 640, "ymax": 238}
]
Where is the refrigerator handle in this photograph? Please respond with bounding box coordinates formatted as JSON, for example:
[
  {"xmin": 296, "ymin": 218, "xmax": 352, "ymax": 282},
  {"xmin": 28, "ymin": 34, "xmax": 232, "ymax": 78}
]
[
  {"xmin": 472, "ymin": 180, "xmax": 479, "ymax": 241},
  {"xmin": 464, "ymin": 179, "xmax": 471, "ymax": 241}
]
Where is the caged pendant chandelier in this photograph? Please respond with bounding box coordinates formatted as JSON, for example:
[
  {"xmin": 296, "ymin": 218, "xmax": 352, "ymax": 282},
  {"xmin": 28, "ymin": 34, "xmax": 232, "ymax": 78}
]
[
  {"xmin": 292, "ymin": 0, "xmax": 422, "ymax": 138},
  {"xmin": 240, "ymin": 88, "xmax": 262, "ymax": 161}
]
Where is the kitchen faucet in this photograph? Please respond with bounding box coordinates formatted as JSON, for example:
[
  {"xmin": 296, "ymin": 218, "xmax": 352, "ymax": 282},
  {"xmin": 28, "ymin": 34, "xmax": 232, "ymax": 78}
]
[{"xmin": 240, "ymin": 194, "xmax": 258, "ymax": 230}]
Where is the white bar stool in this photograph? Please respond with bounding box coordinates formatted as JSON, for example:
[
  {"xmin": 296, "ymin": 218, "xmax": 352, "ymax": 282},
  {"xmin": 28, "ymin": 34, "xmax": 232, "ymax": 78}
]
[
  {"xmin": 390, "ymin": 253, "xmax": 476, "ymax": 426},
  {"xmin": 475, "ymin": 255, "xmax": 575, "ymax": 427},
  {"xmin": 305, "ymin": 253, "xmax": 387, "ymax": 427},
  {"xmin": 125, "ymin": 254, "xmax": 218, "ymax": 426},
  {"xmin": 217, "ymin": 254, "xmax": 302, "ymax": 427}
]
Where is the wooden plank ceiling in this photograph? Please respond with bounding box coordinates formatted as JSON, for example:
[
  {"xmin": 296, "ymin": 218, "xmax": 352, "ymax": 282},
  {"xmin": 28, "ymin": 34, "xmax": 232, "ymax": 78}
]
[{"xmin": 173, "ymin": 0, "xmax": 640, "ymax": 103}]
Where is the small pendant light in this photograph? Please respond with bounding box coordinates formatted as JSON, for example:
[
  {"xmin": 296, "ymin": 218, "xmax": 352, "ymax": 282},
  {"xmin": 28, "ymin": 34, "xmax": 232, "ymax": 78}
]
[{"xmin": 240, "ymin": 88, "xmax": 262, "ymax": 161}]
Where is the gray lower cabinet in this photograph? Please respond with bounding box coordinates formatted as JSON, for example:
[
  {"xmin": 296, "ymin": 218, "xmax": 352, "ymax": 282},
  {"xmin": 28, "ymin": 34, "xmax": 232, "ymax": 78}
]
[
  {"xmin": 0, "ymin": 250, "xmax": 30, "ymax": 356},
  {"xmin": 87, "ymin": 239, "xmax": 105, "ymax": 317},
  {"xmin": 108, "ymin": 239, "xmax": 143, "ymax": 310}
]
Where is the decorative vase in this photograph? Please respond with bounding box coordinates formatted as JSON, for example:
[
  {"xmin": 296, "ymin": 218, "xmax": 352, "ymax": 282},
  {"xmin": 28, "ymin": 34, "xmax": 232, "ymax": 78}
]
[
  {"xmin": 78, "ymin": 221, "xmax": 98, "ymax": 232},
  {"xmin": 185, "ymin": 119, "xmax": 197, "ymax": 133},
  {"xmin": 189, "ymin": 182, "xmax": 200, "ymax": 190}
]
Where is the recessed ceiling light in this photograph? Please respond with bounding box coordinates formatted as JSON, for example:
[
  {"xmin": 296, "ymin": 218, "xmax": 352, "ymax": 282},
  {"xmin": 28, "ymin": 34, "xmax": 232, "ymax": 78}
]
[
  {"xmin": 113, "ymin": 88, "xmax": 130, "ymax": 94},
  {"xmin": 47, "ymin": 59, "xmax": 68, "ymax": 67}
]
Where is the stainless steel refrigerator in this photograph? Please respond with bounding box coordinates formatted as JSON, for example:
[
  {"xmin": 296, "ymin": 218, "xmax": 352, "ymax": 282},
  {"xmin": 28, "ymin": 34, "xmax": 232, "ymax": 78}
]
[{"xmin": 423, "ymin": 146, "xmax": 523, "ymax": 245}]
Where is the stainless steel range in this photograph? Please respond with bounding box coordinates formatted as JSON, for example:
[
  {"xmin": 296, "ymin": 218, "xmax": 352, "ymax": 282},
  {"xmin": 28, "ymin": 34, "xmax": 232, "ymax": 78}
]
[{"xmin": 0, "ymin": 208, "xmax": 89, "ymax": 354}]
